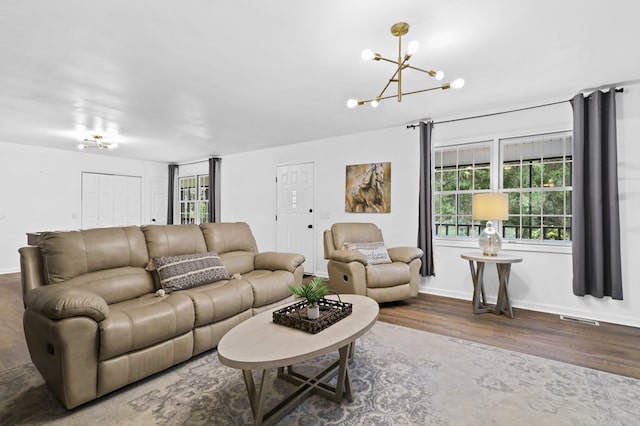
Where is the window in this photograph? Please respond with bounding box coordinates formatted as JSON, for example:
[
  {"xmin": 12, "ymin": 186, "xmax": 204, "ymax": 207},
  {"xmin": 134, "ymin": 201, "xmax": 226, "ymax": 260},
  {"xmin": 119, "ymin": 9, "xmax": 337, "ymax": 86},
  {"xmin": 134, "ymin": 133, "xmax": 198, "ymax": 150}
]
[
  {"xmin": 434, "ymin": 142, "xmax": 491, "ymax": 238},
  {"xmin": 434, "ymin": 131, "xmax": 572, "ymax": 243},
  {"xmin": 179, "ymin": 175, "xmax": 209, "ymax": 224},
  {"xmin": 502, "ymin": 133, "xmax": 572, "ymax": 241}
]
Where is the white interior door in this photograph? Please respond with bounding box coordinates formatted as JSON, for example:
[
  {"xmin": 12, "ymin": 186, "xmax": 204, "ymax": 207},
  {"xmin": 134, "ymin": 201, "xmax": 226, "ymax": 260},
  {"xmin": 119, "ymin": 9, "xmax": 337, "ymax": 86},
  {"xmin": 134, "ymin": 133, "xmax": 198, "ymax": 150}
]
[
  {"xmin": 98, "ymin": 174, "xmax": 114, "ymax": 227},
  {"xmin": 276, "ymin": 163, "xmax": 315, "ymax": 275},
  {"xmin": 150, "ymin": 176, "xmax": 168, "ymax": 224},
  {"xmin": 114, "ymin": 175, "xmax": 142, "ymax": 226},
  {"xmin": 81, "ymin": 172, "xmax": 100, "ymax": 228},
  {"xmin": 82, "ymin": 172, "xmax": 142, "ymax": 228}
]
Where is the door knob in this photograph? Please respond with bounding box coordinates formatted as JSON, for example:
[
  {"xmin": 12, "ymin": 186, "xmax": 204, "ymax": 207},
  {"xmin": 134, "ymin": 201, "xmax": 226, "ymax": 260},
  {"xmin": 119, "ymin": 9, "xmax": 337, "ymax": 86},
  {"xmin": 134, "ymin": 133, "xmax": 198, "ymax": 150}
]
[{"xmin": 308, "ymin": 224, "xmax": 313, "ymax": 229}]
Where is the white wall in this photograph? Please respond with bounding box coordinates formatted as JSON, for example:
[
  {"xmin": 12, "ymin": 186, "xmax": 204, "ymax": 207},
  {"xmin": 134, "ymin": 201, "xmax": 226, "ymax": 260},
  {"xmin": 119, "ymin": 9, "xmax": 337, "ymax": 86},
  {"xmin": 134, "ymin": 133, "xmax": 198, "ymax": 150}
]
[
  {"xmin": 221, "ymin": 84, "xmax": 640, "ymax": 327},
  {"xmin": 221, "ymin": 125, "xmax": 420, "ymax": 271},
  {"xmin": 0, "ymin": 142, "xmax": 167, "ymax": 273}
]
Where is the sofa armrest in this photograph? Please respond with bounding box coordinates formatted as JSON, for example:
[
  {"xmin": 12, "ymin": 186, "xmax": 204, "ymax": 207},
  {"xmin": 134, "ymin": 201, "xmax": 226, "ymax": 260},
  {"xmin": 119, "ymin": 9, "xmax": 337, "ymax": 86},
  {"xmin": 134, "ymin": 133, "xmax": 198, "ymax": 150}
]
[
  {"xmin": 329, "ymin": 249, "xmax": 368, "ymax": 265},
  {"xmin": 388, "ymin": 247, "xmax": 424, "ymax": 264},
  {"xmin": 254, "ymin": 252, "xmax": 305, "ymax": 273},
  {"xmin": 24, "ymin": 284, "xmax": 109, "ymax": 322},
  {"xmin": 19, "ymin": 246, "xmax": 46, "ymax": 295}
]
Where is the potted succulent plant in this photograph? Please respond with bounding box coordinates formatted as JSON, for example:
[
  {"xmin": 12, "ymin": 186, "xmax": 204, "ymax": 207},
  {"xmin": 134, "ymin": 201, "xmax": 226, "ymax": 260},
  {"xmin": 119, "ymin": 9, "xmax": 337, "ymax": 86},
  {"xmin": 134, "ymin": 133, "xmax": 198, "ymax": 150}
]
[{"xmin": 288, "ymin": 277, "xmax": 329, "ymax": 320}]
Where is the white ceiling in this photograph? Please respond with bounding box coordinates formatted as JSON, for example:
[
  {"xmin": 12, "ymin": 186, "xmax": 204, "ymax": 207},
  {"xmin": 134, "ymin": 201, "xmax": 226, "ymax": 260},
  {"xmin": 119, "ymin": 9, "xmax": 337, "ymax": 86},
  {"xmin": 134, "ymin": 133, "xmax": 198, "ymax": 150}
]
[{"xmin": 1, "ymin": 0, "xmax": 639, "ymax": 163}]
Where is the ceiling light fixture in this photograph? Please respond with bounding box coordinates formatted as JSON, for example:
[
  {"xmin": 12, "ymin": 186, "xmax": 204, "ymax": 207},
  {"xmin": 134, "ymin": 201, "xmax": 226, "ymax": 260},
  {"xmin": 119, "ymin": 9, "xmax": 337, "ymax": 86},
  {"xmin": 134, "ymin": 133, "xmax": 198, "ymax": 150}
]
[
  {"xmin": 77, "ymin": 135, "xmax": 117, "ymax": 150},
  {"xmin": 347, "ymin": 22, "xmax": 464, "ymax": 108}
]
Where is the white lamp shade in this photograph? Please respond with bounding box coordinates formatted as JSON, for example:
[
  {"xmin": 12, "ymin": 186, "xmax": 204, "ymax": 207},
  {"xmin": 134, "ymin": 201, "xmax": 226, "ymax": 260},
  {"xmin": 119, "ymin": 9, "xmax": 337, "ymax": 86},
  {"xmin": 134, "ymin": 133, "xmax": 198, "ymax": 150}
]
[{"xmin": 472, "ymin": 193, "xmax": 508, "ymax": 221}]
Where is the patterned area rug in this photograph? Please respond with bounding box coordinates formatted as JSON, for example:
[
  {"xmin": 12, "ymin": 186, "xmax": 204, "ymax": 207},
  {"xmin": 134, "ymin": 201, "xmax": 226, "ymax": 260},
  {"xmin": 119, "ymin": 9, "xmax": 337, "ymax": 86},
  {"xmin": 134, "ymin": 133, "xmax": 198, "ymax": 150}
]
[{"xmin": 1, "ymin": 321, "xmax": 639, "ymax": 425}]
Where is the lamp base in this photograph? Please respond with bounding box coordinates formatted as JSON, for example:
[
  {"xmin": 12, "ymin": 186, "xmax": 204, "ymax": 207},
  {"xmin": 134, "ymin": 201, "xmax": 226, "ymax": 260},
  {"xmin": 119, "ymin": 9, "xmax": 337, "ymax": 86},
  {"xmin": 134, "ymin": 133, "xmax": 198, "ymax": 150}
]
[{"xmin": 478, "ymin": 221, "xmax": 502, "ymax": 256}]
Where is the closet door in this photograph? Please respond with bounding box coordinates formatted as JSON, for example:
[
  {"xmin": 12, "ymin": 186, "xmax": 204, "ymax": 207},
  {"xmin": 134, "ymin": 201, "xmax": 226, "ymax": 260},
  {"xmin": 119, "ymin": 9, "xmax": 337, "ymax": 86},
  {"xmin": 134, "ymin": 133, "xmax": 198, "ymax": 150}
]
[{"xmin": 82, "ymin": 172, "xmax": 141, "ymax": 228}]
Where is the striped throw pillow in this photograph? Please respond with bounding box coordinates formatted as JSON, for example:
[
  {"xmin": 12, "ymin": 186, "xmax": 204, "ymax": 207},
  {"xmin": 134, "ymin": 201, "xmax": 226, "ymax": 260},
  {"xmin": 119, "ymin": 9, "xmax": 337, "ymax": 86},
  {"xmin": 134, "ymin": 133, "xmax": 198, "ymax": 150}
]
[{"xmin": 152, "ymin": 252, "xmax": 229, "ymax": 293}]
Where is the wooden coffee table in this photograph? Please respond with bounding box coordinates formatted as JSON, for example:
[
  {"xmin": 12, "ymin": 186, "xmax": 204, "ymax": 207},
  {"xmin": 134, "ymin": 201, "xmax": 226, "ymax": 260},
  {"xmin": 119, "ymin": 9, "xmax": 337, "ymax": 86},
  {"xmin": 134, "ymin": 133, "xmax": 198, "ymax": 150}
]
[{"xmin": 217, "ymin": 294, "xmax": 379, "ymax": 426}]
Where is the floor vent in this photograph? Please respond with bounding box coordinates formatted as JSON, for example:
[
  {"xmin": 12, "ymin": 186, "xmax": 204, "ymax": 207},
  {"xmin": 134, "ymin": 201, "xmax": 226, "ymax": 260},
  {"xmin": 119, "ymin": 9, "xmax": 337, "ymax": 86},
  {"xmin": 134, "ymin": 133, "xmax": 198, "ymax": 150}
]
[{"xmin": 560, "ymin": 315, "xmax": 600, "ymax": 326}]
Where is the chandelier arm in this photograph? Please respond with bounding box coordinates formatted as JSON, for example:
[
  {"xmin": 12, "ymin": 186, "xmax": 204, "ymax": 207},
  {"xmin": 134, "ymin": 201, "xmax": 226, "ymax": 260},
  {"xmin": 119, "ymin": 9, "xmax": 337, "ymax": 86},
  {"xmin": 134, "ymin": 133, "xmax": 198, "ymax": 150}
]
[
  {"xmin": 376, "ymin": 67, "xmax": 402, "ymax": 99},
  {"xmin": 375, "ymin": 56, "xmax": 400, "ymax": 65},
  {"xmin": 359, "ymin": 83, "xmax": 451, "ymax": 105},
  {"xmin": 359, "ymin": 92, "xmax": 406, "ymax": 104},
  {"xmin": 401, "ymin": 85, "xmax": 450, "ymax": 97},
  {"xmin": 404, "ymin": 64, "xmax": 439, "ymax": 77},
  {"xmin": 374, "ymin": 55, "xmax": 412, "ymax": 100}
]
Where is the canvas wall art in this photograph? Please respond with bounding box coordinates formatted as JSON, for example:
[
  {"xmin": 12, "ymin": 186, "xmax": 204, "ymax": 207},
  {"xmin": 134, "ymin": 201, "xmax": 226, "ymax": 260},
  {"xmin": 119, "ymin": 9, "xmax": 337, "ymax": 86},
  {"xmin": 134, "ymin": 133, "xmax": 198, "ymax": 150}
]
[{"xmin": 345, "ymin": 162, "xmax": 391, "ymax": 213}]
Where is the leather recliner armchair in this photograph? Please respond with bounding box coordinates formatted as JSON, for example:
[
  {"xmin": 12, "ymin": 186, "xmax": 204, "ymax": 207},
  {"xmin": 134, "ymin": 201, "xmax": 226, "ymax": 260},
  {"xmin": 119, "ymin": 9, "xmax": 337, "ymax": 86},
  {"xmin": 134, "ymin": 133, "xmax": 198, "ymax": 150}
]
[{"xmin": 323, "ymin": 222, "xmax": 423, "ymax": 303}]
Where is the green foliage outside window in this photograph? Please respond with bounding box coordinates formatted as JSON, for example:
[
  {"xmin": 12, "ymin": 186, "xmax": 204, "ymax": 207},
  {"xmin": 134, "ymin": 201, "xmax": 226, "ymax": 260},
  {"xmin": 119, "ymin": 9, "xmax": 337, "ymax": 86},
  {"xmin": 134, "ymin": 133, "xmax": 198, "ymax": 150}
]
[{"xmin": 434, "ymin": 133, "xmax": 572, "ymax": 243}]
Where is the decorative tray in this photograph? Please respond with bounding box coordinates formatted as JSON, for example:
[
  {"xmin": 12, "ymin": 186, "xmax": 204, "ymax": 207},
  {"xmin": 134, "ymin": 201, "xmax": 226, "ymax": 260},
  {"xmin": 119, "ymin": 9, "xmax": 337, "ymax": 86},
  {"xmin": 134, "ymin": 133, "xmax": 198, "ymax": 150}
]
[{"xmin": 273, "ymin": 298, "xmax": 352, "ymax": 334}]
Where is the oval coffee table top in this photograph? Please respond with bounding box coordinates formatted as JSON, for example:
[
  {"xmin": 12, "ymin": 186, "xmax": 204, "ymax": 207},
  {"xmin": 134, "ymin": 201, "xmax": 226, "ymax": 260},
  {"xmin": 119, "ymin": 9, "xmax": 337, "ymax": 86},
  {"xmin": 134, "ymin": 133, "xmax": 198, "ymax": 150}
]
[{"xmin": 217, "ymin": 294, "xmax": 379, "ymax": 370}]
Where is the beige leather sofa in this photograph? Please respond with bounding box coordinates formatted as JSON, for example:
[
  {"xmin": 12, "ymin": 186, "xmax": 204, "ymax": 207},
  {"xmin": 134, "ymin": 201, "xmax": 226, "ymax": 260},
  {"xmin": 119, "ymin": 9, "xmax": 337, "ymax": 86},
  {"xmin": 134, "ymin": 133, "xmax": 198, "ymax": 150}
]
[
  {"xmin": 19, "ymin": 222, "xmax": 304, "ymax": 409},
  {"xmin": 324, "ymin": 222, "xmax": 423, "ymax": 303}
]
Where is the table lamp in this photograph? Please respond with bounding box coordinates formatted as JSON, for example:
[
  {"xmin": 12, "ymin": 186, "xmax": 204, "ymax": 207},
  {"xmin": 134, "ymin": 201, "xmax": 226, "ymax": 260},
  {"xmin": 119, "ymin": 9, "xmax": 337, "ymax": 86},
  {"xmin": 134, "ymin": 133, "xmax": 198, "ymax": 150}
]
[{"xmin": 472, "ymin": 193, "xmax": 508, "ymax": 256}]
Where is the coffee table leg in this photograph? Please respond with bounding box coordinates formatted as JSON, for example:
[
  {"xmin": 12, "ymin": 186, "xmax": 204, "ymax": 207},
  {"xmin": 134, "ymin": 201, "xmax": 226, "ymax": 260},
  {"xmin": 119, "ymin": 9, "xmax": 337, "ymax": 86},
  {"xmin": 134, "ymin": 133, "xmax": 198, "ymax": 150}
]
[
  {"xmin": 242, "ymin": 369, "xmax": 272, "ymax": 426},
  {"xmin": 334, "ymin": 344, "xmax": 353, "ymax": 403}
]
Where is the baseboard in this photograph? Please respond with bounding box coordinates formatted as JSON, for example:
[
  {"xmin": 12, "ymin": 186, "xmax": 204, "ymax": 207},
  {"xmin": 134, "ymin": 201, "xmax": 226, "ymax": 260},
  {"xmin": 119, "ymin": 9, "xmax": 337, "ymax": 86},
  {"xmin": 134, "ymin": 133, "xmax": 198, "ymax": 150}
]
[
  {"xmin": 511, "ymin": 299, "xmax": 640, "ymax": 329},
  {"xmin": 0, "ymin": 267, "xmax": 20, "ymax": 275},
  {"xmin": 418, "ymin": 287, "xmax": 640, "ymax": 328}
]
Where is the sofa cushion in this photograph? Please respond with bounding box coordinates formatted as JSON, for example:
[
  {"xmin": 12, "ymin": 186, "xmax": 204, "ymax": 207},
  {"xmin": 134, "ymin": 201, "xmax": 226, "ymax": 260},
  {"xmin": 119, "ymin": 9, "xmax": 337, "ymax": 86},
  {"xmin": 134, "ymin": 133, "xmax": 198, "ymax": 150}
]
[
  {"xmin": 99, "ymin": 292, "xmax": 195, "ymax": 361},
  {"xmin": 366, "ymin": 263, "xmax": 411, "ymax": 288},
  {"xmin": 141, "ymin": 224, "xmax": 207, "ymax": 258},
  {"xmin": 176, "ymin": 279, "xmax": 254, "ymax": 327},
  {"xmin": 241, "ymin": 269, "xmax": 297, "ymax": 308},
  {"xmin": 344, "ymin": 241, "xmax": 392, "ymax": 265},
  {"xmin": 40, "ymin": 227, "xmax": 149, "ymax": 284},
  {"xmin": 152, "ymin": 252, "xmax": 229, "ymax": 294},
  {"xmin": 330, "ymin": 222, "xmax": 384, "ymax": 251},
  {"xmin": 200, "ymin": 222, "xmax": 258, "ymax": 254},
  {"xmin": 200, "ymin": 222, "xmax": 259, "ymax": 275}
]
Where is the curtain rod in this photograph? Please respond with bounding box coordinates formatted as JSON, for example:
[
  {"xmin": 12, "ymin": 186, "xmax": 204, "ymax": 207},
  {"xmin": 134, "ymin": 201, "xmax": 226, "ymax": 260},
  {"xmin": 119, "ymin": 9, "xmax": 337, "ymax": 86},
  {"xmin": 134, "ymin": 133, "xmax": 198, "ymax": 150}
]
[{"xmin": 406, "ymin": 87, "xmax": 624, "ymax": 128}]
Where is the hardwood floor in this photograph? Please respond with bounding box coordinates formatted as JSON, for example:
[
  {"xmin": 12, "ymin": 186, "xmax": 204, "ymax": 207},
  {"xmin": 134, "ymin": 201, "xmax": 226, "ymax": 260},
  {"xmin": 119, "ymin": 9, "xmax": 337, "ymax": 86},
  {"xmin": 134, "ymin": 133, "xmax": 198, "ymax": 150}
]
[
  {"xmin": 378, "ymin": 294, "xmax": 640, "ymax": 379},
  {"xmin": 0, "ymin": 273, "xmax": 30, "ymax": 371},
  {"xmin": 2, "ymin": 272, "xmax": 640, "ymax": 379}
]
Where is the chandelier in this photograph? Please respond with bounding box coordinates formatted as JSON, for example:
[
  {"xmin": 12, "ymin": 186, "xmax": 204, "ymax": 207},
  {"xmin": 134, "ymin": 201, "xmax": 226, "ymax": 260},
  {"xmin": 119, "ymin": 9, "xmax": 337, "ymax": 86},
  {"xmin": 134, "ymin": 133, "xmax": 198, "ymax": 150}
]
[
  {"xmin": 347, "ymin": 22, "xmax": 464, "ymax": 108},
  {"xmin": 78, "ymin": 135, "xmax": 117, "ymax": 150}
]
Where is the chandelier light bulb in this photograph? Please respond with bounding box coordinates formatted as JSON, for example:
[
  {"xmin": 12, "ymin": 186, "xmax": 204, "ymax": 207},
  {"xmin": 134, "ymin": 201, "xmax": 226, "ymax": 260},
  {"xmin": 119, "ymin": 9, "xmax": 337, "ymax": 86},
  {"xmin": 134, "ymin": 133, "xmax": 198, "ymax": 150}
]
[
  {"xmin": 451, "ymin": 78, "xmax": 465, "ymax": 89},
  {"xmin": 347, "ymin": 99, "xmax": 358, "ymax": 108},
  {"xmin": 361, "ymin": 49, "xmax": 375, "ymax": 61},
  {"xmin": 78, "ymin": 144, "xmax": 86, "ymax": 149},
  {"xmin": 407, "ymin": 40, "xmax": 420, "ymax": 55},
  {"xmin": 371, "ymin": 100, "xmax": 380, "ymax": 108},
  {"xmin": 435, "ymin": 70, "xmax": 445, "ymax": 80},
  {"xmin": 108, "ymin": 143, "xmax": 118, "ymax": 149}
]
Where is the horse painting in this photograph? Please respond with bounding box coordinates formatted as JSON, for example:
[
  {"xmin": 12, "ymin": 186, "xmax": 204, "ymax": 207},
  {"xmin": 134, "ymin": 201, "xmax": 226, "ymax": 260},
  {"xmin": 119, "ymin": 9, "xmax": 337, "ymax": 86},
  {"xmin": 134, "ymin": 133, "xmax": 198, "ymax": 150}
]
[{"xmin": 345, "ymin": 162, "xmax": 391, "ymax": 213}]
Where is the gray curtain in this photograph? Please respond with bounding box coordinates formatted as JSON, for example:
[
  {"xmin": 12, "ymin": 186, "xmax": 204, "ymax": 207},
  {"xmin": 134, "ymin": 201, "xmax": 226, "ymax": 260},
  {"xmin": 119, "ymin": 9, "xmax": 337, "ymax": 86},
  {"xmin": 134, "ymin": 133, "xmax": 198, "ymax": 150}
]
[
  {"xmin": 208, "ymin": 157, "xmax": 221, "ymax": 223},
  {"xmin": 570, "ymin": 89, "xmax": 623, "ymax": 299},
  {"xmin": 418, "ymin": 121, "xmax": 435, "ymax": 276},
  {"xmin": 167, "ymin": 164, "xmax": 178, "ymax": 225}
]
